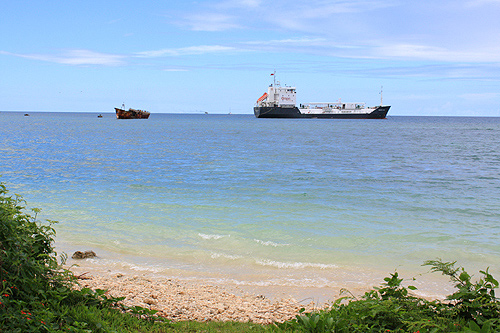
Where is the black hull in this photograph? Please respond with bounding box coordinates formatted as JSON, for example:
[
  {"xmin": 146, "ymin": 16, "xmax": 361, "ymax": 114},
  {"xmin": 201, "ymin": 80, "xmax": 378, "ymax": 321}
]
[{"xmin": 254, "ymin": 106, "xmax": 390, "ymax": 119}]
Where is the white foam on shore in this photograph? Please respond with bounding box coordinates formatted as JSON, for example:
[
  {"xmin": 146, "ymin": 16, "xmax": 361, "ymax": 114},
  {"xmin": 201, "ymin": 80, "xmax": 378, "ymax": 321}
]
[
  {"xmin": 210, "ymin": 251, "xmax": 243, "ymax": 260},
  {"xmin": 58, "ymin": 241, "xmax": 453, "ymax": 303},
  {"xmin": 198, "ymin": 233, "xmax": 230, "ymax": 240},
  {"xmin": 254, "ymin": 239, "xmax": 290, "ymax": 247},
  {"xmin": 256, "ymin": 259, "xmax": 338, "ymax": 269}
]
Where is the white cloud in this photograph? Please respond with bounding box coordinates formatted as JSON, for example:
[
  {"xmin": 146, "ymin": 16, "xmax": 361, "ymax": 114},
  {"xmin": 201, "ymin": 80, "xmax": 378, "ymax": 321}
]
[
  {"xmin": 264, "ymin": 1, "xmax": 395, "ymax": 33},
  {"xmin": 136, "ymin": 45, "xmax": 237, "ymax": 58},
  {"xmin": 296, "ymin": 0, "xmax": 394, "ymax": 17},
  {"xmin": 374, "ymin": 43, "xmax": 500, "ymax": 62},
  {"xmin": 216, "ymin": 0, "xmax": 262, "ymax": 8},
  {"xmin": 1, "ymin": 49, "xmax": 125, "ymax": 66},
  {"xmin": 179, "ymin": 0, "xmax": 261, "ymax": 31},
  {"xmin": 183, "ymin": 13, "xmax": 240, "ymax": 31},
  {"xmin": 240, "ymin": 36, "xmax": 365, "ymax": 57},
  {"xmin": 465, "ymin": 0, "xmax": 500, "ymax": 6},
  {"xmin": 237, "ymin": 0, "xmax": 261, "ymax": 7},
  {"xmin": 178, "ymin": 0, "xmax": 395, "ymax": 32},
  {"xmin": 460, "ymin": 92, "xmax": 500, "ymax": 101},
  {"xmin": 243, "ymin": 37, "xmax": 327, "ymax": 45},
  {"xmin": 57, "ymin": 50, "xmax": 126, "ymax": 65}
]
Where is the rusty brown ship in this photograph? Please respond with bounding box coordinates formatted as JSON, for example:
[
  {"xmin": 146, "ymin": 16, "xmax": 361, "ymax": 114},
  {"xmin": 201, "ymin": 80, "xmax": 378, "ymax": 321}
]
[{"xmin": 115, "ymin": 104, "xmax": 150, "ymax": 119}]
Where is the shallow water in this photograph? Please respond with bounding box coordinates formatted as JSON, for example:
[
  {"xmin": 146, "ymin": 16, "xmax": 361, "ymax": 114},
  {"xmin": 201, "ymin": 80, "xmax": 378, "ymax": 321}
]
[{"xmin": 2, "ymin": 112, "xmax": 499, "ymax": 299}]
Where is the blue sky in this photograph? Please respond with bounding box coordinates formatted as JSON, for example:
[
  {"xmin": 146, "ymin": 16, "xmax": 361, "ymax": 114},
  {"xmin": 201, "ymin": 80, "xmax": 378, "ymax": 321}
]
[{"xmin": 1, "ymin": 0, "xmax": 500, "ymax": 116}]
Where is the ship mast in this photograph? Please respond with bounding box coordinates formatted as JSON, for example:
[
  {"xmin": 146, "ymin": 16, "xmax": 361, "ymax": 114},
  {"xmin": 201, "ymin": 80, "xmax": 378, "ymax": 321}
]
[{"xmin": 380, "ymin": 86, "xmax": 383, "ymax": 106}]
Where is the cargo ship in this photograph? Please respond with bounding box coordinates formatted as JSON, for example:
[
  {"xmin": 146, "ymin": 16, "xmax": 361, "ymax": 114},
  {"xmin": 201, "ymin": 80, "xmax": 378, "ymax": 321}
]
[
  {"xmin": 254, "ymin": 76, "xmax": 390, "ymax": 119},
  {"xmin": 115, "ymin": 104, "xmax": 150, "ymax": 119}
]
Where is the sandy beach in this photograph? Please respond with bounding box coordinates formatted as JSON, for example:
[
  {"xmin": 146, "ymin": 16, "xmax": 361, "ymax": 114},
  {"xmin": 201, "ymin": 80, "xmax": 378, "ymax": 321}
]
[
  {"xmin": 69, "ymin": 264, "xmax": 330, "ymax": 324},
  {"xmin": 65, "ymin": 248, "xmax": 454, "ymax": 325}
]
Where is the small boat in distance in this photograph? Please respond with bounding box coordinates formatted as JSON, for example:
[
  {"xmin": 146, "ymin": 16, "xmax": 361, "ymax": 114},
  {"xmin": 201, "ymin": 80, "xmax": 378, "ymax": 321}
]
[
  {"xmin": 97, "ymin": 114, "xmax": 103, "ymax": 118},
  {"xmin": 254, "ymin": 74, "xmax": 390, "ymax": 119},
  {"xmin": 115, "ymin": 104, "xmax": 150, "ymax": 119}
]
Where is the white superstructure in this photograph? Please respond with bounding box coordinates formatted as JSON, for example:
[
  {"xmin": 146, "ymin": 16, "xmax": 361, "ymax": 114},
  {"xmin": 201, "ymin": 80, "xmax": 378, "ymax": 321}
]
[{"xmin": 256, "ymin": 82, "xmax": 297, "ymax": 108}]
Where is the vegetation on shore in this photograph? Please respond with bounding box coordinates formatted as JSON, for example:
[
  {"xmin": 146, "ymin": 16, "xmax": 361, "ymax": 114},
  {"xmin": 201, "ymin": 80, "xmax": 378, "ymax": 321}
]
[
  {"xmin": 1, "ymin": 182, "xmax": 499, "ymax": 332},
  {"xmin": 276, "ymin": 263, "xmax": 500, "ymax": 332},
  {"xmin": 0, "ymin": 182, "xmax": 270, "ymax": 332}
]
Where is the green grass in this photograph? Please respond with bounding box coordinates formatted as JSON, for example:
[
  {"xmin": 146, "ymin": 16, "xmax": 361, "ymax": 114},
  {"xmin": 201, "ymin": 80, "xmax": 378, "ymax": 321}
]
[
  {"xmin": 1, "ymin": 181, "xmax": 500, "ymax": 332},
  {"xmin": 59, "ymin": 304, "xmax": 271, "ymax": 332}
]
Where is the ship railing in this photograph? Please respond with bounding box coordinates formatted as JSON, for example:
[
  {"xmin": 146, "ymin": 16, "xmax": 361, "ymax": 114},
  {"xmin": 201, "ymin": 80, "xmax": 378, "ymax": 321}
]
[{"xmin": 302, "ymin": 102, "xmax": 366, "ymax": 110}]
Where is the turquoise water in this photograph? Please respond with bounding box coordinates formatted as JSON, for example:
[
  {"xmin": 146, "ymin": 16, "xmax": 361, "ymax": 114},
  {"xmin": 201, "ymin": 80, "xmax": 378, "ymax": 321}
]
[{"xmin": 1, "ymin": 111, "xmax": 499, "ymax": 298}]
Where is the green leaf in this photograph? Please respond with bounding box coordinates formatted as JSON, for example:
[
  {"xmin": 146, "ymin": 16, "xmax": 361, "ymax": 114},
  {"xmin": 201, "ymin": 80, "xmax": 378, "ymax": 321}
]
[{"xmin": 459, "ymin": 271, "xmax": 471, "ymax": 283}]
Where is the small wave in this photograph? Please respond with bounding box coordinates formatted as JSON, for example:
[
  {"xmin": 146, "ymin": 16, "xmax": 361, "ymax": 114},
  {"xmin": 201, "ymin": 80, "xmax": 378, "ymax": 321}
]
[
  {"xmin": 256, "ymin": 259, "xmax": 337, "ymax": 269},
  {"xmin": 209, "ymin": 276, "xmax": 332, "ymax": 288},
  {"xmin": 125, "ymin": 263, "xmax": 163, "ymax": 273},
  {"xmin": 210, "ymin": 252, "xmax": 243, "ymax": 260},
  {"xmin": 254, "ymin": 239, "xmax": 289, "ymax": 247},
  {"xmin": 198, "ymin": 233, "xmax": 230, "ymax": 240},
  {"xmin": 76, "ymin": 258, "xmax": 164, "ymax": 274}
]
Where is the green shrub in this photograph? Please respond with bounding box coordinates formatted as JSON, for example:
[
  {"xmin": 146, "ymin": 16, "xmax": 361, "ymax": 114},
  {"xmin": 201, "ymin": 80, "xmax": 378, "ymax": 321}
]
[
  {"xmin": 0, "ymin": 182, "xmax": 67, "ymax": 331},
  {"xmin": 0, "ymin": 183, "xmax": 170, "ymax": 332},
  {"xmin": 276, "ymin": 262, "xmax": 500, "ymax": 332},
  {"xmin": 424, "ymin": 260, "xmax": 500, "ymax": 328}
]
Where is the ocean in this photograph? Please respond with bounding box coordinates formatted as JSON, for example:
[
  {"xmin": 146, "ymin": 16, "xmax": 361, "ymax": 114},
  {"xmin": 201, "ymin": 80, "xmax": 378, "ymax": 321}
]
[{"xmin": 1, "ymin": 111, "xmax": 499, "ymax": 301}]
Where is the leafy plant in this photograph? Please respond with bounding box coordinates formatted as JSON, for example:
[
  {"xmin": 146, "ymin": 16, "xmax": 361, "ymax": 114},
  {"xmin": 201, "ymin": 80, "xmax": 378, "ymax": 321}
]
[
  {"xmin": 0, "ymin": 182, "xmax": 170, "ymax": 332},
  {"xmin": 424, "ymin": 260, "xmax": 500, "ymax": 326},
  {"xmin": 276, "ymin": 261, "xmax": 500, "ymax": 332}
]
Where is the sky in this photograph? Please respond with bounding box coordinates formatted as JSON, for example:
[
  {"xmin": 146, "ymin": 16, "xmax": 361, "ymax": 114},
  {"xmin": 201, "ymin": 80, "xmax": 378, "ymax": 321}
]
[{"xmin": 1, "ymin": 0, "xmax": 500, "ymax": 116}]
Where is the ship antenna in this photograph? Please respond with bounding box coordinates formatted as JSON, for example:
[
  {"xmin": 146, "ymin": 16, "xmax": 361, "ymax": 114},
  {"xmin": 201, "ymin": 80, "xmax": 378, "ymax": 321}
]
[
  {"xmin": 272, "ymin": 70, "xmax": 276, "ymax": 86},
  {"xmin": 380, "ymin": 86, "xmax": 383, "ymax": 106}
]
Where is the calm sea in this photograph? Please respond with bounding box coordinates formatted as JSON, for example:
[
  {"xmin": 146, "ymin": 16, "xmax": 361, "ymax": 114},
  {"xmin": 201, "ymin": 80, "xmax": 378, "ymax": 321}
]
[{"xmin": 1, "ymin": 111, "xmax": 499, "ymax": 300}]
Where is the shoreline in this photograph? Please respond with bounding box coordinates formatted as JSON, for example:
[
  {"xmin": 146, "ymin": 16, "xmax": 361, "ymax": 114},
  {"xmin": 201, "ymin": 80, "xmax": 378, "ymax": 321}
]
[
  {"xmin": 65, "ymin": 252, "xmax": 454, "ymax": 324},
  {"xmin": 68, "ymin": 264, "xmax": 326, "ymax": 324},
  {"xmin": 58, "ymin": 243, "xmax": 386, "ymax": 306}
]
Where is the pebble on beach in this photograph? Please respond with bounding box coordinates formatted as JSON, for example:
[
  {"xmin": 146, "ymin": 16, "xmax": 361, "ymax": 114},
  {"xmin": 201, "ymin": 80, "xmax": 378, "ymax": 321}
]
[{"xmin": 71, "ymin": 268, "xmax": 324, "ymax": 324}]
